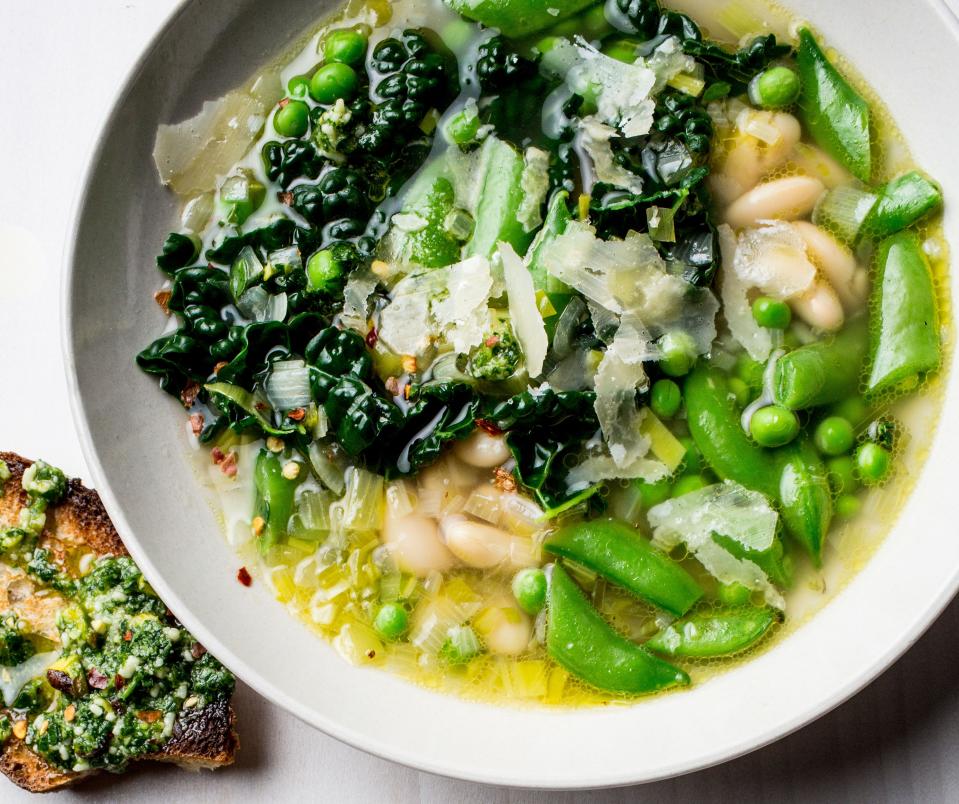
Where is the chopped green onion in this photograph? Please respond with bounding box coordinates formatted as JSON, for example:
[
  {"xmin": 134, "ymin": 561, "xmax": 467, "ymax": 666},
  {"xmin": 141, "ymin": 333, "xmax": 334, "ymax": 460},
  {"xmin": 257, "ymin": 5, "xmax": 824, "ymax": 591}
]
[
  {"xmin": 264, "ymin": 359, "xmax": 312, "ymax": 411},
  {"xmin": 812, "ymin": 184, "xmax": 878, "ymax": 244},
  {"xmin": 229, "ymin": 246, "xmax": 264, "ymax": 302},
  {"xmin": 646, "ymin": 206, "xmax": 676, "ymax": 242}
]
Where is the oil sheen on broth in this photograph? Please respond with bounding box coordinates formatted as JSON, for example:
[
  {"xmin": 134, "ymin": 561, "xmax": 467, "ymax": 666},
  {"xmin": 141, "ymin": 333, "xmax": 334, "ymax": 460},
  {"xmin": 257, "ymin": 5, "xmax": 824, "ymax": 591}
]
[{"xmin": 150, "ymin": 0, "xmax": 949, "ymax": 707}]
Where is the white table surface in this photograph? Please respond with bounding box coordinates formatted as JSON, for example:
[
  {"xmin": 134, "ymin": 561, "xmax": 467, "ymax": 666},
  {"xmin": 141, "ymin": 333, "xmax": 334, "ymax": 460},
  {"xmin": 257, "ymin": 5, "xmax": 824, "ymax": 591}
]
[{"xmin": 3, "ymin": 1, "xmax": 959, "ymax": 800}]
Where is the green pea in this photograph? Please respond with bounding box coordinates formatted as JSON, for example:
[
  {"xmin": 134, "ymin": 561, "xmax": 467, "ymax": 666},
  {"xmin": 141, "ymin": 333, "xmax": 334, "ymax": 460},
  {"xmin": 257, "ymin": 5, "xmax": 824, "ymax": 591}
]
[
  {"xmin": 511, "ymin": 568, "xmax": 547, "ymax": 615},
  {"xmin": 310, "ymin": 62, "xmax": 358, "ymax": 104},
  {"xmin": 751, "ymin": 296, "xmax": 792, "ymax": 329},
  {"xmin": 323, "ymin": 29, "xmax": 367, "ymax": 65},
  {"xmin": 728, "ymin": 376, "xmax": 751, "ymax": 408},
  {"xmin": 830, "ymin": 396, "xmax": 871, "ymax": 427},
  {"xmin": 735, "ymin": 354, "xmax": 765, "ymax": 390},
  {"xmin": 306, "ymin": 249, "xmax": 344, "ymax": 293},
  {"xmin": 856, "ymin": 442, "xmax": 891, "ymax": 486},
  {"xmin": 749, "ymin": 405, "xmax": 800, "ymax": 447},
  {"xmin": 717, "ymin": 582, "xmax": 752, "ymax": 607},
  {"xmin": 814, "ymin": 416, "xmax": 855, "ymax": 456},
  {"xmin": 650, "ymin": 379, "xmax": 682, "ymax": 419},
  {"xmin": 659, "ymin": 332, "xmax": 697, "ymax": 377},
  {"xmin": 835, "ymin": 494, "xmax": 862, "ymax": 519},
  {"xmin": 373, "ymin": 602, "xmax": 409, "ymax": 640},
  {"xmin": 273, "ymin": 99, "xmax": 310, "ymax": 138},
  {"xmin": 533, "ymin": 35, "xmax": 562, "ymax": 55},
  {"xmin": 748, "ymin": 66, "xmax": 801, "ymax": 109},
  {"xmin": 672, "ymin": 474, "xmax": 708, "ymax": 498},
  {"xmin": 637, "ymin": 478, "xmax": 673, "ymax": 509},
  {"xmin": 826, "ymin": 455, "xmax": 859, "ymax": 494},
  {"xmin": 287, "ymin": 74, "xmax": 311, "ymax": 99}
]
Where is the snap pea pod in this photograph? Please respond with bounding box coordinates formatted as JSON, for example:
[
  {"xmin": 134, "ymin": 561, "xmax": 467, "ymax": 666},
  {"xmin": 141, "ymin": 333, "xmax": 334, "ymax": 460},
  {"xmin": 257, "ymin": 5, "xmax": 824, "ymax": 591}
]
[
  {"xmin": 389, "ymin": 159, "xmax": 462, "ymax": 268},
  {"xmin": 778, "ymin": 437, "xmax": 833, "ymax": 565},
  {"xmin": 797, "ymin": 28, "xmax": 872, "ymax": 182},
  {"xmin": 773, "ymin": 318, "xmax": 868, "ymax": 411},
  {"xmin": 712, "ymin": 533, "xmax": 792, "ymax": 589},
  {"xmin": 685, "ymin": 365, "xmax": 833, "ymax": 562},
  {"xmin": 544, "ymin": 520, "xmax": 703, "ymax": 616},
  {"xmin": 864, "ymin": 171, "xmax": 943, "ymax": 239},
  {"xmin": 253, "ymin": 449, "xmax": 301, "ymax": 555},
  {"xmin": 464, "ymin": 137, "xmax": 532, "ymax": 260},
  {"xmin": 645, "ymin": 607, "xmax": 779, "ymax": 658},
  {"xmin": 866, "ymin": 233, "xmax": 941, "ymax": 396},
  {"xmin": 526, "ymin": 191, "xmax": 571, "ymax": 295},
  {"xmin": 546, "ymin": 564, "xmax": 689, "ymax": 695},
  {"xmin": 445, "ymin": 0, "xmax": 597, "ymax": 37}
]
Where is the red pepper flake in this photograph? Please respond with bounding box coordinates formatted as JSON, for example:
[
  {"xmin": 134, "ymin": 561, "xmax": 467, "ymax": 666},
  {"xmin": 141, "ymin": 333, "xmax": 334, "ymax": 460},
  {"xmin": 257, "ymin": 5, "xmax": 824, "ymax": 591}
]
[
  {"xmin": 385, "ymin": 376, "xmax": 400, "ymax": 396},
  {"xmin": 136, "ymin": 710, "xmax": 163, "ymax": 724},
  {"xmin": 365, "ymin": 327, "xmax": 379, "ymax": 348},
  {"xmin": 484, "ymin": 335, "xmax": 501, "ymax": 348},
  {"xmin": 288, "ymin": 408, "xmax": 306, "ymax": 422},
  {"xmin": 123, "ymin": 630, "xmax": 133, "ymax": 642},
  {"xmin": 87, "ymin": 669, "xmax": 109, "ymax": 690},
  {"xmin": 475, "ymin": 418, "xmax": 504, "ymax": 436},
  {"xmin": 278, "ymin": 191, "xmax": 293, "ymax": 206},
  {"xmin": 114, "ymin": 673, "xmax": 126, "ymax": 690},
  {"xmin": 278, "ymin": 97, "xmax": 290, "ymax": 109},
  {"xmin": 154, "ymin": 290, "xmax": 172, "ymax": 315},
  {"xmin": 213, "ymin": 361, "xmax": 228, "ymax": 375},
  {"xmin": 211, "ymin": 447, "xmax": 226, "ymax": 464},
  {"xmin": 237, "ymin": 566, "xmax": 252, "ymax": 586},
  {"xmin": 220, "ymin": 451, "xmax": 238, "ymax": 477},
  {"xmin": 180, "ymin": 381, "xmax": 201, "ymax": 409},
  {"xmin": 189, "ymin": 413, "xmax": 205, "ymax": 436}
]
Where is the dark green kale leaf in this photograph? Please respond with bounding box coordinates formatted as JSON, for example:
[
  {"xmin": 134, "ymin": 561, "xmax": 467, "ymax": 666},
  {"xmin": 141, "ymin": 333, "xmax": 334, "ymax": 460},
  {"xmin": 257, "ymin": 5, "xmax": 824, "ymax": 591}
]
[
  {"xmin": 474, "ymin": 35, "xmax": 535, "ymax": 93},
  {"xmin": 483, "ymin": 389, "xmax": 599, "ymax": 509},
  {"xmin": 360, "ymin": 30, "xmax": 459, "ymax": 155},
  {"xmin": 156, "ymin": 233, "xmax": 200, "ymax": 275},
  {"xmin": 684, "ymin": 35, "xmax": 792, "ymax": 95},
  {"xmin": 261, "ymin": 139, "xmax": 326, "ymax": 188}
]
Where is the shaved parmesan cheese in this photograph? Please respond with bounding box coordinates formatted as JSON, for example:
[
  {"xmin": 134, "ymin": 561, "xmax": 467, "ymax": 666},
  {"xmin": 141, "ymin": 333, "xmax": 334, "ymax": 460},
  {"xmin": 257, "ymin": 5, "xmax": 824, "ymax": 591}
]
[
  {"xmin": 734, "ymin": 221, "xmax": 816, "ymax": 299},
  {"xmin": 518, "ymin": 147, "xmax": 551, "ymax": 232},
  {"xmin": 646, "ymin": 37, "xmax": 698, "ymax": 91},
  {"xmin": 648, "ymin": 481, "xmax": 784, "ymax": 609},
  {"xmin": 718, "ymin": 223, "xmax": 773, "ymax": 361},
  {"xmin": 593, "ymin": 315, "xmax": 654, "ymax": 467},
  {"xmin": 153, "ymin": 70, "xmax": 282, "ymax": 198},
  {"xmin": 500, "ymin": 243, "xmax": 548, "ymax": 378},
  {"xmin": 540, "ymin": 221, "xmax": 718, "ymax": 355},
  {"xmin": 542, "ymin": 38, "xmax": 657, "ymax": 137},
  {"xmin": 576, "ymin": 117, "xmax": 645, "ymax": 195},
  {"xmin": 340, "ymin": 269, "xmax": 380, "ymax": 335},
  {"xmin": 1, "ymin": 651, "xmax": 59, "ymax": 707},
  {"xmin": 378, "ymin": 257, "xmax": 494, "ymax": 358},
  {"xmin": 567, "ymin": 452, "xmax": 668, "ymax": 486}
]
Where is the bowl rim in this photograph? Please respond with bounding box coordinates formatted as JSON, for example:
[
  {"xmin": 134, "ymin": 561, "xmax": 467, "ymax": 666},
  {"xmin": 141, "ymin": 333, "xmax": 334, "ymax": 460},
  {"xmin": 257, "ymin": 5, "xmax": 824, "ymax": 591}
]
[{"xmin": 61, "ymin": 0, "xmax": 959, "ymax": 789}]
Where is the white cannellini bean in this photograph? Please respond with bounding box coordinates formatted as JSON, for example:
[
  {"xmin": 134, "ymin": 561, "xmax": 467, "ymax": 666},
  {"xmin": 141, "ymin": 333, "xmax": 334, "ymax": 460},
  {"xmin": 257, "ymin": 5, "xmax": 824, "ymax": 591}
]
[
  {"xmin": 724, "ymin": 176, "xmax": 826, "ymax": 230},
  {"xmin": 709, "ymin": 112, "xmax": 801, "ymax": 205},
  {"xmin": 441, "ymin": 515, "xmax": 512, "ymax": 569},
  {"xmin": 382, "ymin": 514, "xmax": 455, "ymax": 577},
  {"xmin": 453, "ymin": 430, "xmax": 512, "ymax": 468},
  {"xmin": 792, "ymin": 221, "xmax": 862, "ymax": 309},
  {"xmin": 475, "ymin": 596, "xmax": 532, "ymax": 656},
  {"xmin": 791, "ymin": 279, "xmax": 845, "ymax": 332}
]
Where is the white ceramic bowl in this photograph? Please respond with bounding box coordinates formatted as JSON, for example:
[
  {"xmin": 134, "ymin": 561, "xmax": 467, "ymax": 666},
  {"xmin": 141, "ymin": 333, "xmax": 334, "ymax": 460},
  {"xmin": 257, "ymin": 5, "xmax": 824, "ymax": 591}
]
[{"xmin": 64, "ymin": 0, "xmax": 959, "ymax": 788}]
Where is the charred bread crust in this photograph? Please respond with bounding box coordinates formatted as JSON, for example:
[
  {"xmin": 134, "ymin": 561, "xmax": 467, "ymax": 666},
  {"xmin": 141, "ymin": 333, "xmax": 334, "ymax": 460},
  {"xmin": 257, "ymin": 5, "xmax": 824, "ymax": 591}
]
[{"xmin": 0, "ymin": 452, "xmax": 238, "ymax": 792}]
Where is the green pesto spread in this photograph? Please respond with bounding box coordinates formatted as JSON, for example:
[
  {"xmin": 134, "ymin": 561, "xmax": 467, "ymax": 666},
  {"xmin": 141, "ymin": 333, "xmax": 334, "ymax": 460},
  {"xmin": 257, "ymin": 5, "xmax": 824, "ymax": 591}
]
[{"xmin": 0, "ymin": 459, "xmax": 234, "ymax": 773}]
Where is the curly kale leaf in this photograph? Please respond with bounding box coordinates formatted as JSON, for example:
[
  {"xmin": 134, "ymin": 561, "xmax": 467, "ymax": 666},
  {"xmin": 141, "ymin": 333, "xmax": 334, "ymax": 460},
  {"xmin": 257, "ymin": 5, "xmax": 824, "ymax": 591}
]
[
  {"xmin": 474, "ymin": 35, "xmax": 535, "ymax": 93},
  {"xmin": 483, "ymin": 389, "xmax": 599, "ymax": 509},
  {"xmin": 685, "ymin": 34, "xmax": 792, "ymax": 95},
  {"xmin": 290, "ymin": 166, "xmax": 372, "ymax": 225},
  {"xmin": 156, "ymin": 233, "xmax": 200, "ymax": 275},
  {"xmin": 205, "ymin": 218, "xmax": 322, "ymax": 266},
  {"xmin": 360, "ymin": 30, "xmax": 459, "ymax": 155},
  {"xmin": 261, "ymin": 139, "xmax": 326, "ymax": 188}
]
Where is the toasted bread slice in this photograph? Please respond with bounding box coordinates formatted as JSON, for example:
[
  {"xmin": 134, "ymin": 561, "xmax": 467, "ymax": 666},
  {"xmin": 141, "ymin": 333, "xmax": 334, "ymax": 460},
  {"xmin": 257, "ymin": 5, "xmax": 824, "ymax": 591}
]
[{"xmin": 0, "ymin": 452, "xmax": 238, "ymax": 792}]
